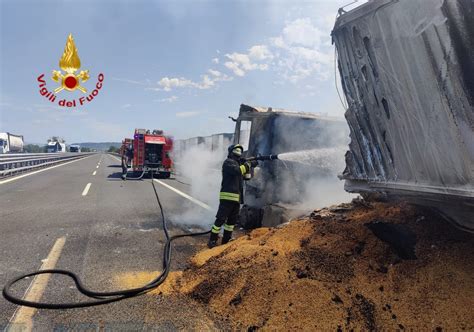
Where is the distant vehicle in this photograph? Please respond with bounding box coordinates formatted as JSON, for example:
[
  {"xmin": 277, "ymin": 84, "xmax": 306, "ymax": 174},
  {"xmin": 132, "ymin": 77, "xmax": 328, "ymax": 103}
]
[
  {"xmin": 69, "ymin": 144, "xmax": 81, "ymax": 152},
  {"xmin": 47, "ymin": 141, "xmax": 66, "ymax": 153},
  {"xmin": 0, "ymin": 132, "xmax": 24, "ymax": 154}
]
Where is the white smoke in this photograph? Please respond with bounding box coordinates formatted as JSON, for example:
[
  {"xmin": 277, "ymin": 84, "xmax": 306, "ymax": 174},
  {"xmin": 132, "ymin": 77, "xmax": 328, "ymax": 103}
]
[
  {"xmin": 169, "ymin": 146, "xmax": 224, "ymax": 227},
  {"xmin": 168, "ymin": 116, "xmax": 355, "ymax": 227},
  {"xmin": 290, "ymin": 176, "xmax": 355, "ymax": 210},
  {"xmin": 264, "ymin": 116, "xmax": 356, "ymax": 211}
]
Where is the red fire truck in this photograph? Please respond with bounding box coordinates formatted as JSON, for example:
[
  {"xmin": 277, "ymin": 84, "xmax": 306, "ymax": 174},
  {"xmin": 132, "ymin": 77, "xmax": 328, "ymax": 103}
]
[{"xmin": 132, "ymin": 129, "xmax": 173, "ymax": 178}]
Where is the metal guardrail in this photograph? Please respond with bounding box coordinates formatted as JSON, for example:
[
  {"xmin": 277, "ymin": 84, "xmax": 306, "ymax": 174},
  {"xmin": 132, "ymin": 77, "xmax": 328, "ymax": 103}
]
[
  {"xmin": 0, "ymin": 153, "xmax": 95, "ymax": 179},
  {"xmin": 0, "ymin": 153, "xmax": 69, "ymax": 161}
]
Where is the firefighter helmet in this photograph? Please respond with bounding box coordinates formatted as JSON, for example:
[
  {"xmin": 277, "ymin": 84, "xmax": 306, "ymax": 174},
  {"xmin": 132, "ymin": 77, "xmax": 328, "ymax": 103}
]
[{"xmin": 228, "ymin": 144, "xmax": 243, "ymax": 157}]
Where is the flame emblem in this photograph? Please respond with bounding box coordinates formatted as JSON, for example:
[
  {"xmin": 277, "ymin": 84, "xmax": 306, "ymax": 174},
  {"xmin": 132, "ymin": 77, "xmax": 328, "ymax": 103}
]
[{"xmin": 51, "ymin": 34, "xmax": 89, "ymax": 93}]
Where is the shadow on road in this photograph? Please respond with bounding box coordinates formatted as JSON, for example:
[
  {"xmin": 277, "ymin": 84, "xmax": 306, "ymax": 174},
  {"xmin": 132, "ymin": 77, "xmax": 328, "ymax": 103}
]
[{"xmin": 107, "ymin": 172, "xmax": 125, "ymax": 181}]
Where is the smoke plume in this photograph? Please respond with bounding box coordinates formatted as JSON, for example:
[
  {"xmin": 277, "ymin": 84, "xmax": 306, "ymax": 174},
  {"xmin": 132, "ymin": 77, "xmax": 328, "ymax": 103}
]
[{"xmin": 169, "ymin": 146, "xmax": 224, "ymax": 227}]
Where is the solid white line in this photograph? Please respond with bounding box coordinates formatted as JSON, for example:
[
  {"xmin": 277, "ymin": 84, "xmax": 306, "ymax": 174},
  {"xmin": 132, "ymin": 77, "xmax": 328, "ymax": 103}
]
[
  {"xmin": 109, "ymin": 154, "xmax": 210, "ymax": 210},
  {"xmin": 82, "ymin": 183, "xmax": 91, "ymax": 196},
  {"xmin": 110, "ymin": 155, "xmax": 121, "ymax": 162},
  {"xmin": 153, "ymin": 179, "xmax": 212, "ymax": 211},
  {"xmin": 0, "ymin": 155, "xmax": 94, "ymax": 185},
  {"xmin": 6, "ymin": 237, "xmax": 66, "ymax": 332},
  {"xmin": 92, "ymin": 170, "xmax": 97, "ymax": 176}
]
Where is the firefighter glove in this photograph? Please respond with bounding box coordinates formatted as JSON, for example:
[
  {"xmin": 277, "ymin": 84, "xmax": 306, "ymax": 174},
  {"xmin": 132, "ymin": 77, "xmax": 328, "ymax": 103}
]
[{"xmin": 244, "ymin": 162, "xmax": 252, "ymax": 172}]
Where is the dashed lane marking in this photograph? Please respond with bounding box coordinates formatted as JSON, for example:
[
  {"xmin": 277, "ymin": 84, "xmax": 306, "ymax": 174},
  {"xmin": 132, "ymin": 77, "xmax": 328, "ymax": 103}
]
[
  {"xmin": 92, "ymin": 170, "xmax": 97, "ymax": 176},
  {"xmin": 6, "ymin": 237, "xmax": 66, "ymax": 332},
  {"xmin": 153, "ymin": 179, "xmax": 212, "ymax": 211},
  {"xmin": 82, "ymin": 183, "xmax": 91, "ymax": 196},
  {"xmin": 0, "ymin": 155, "xmax": 95, "ymax": 185}
]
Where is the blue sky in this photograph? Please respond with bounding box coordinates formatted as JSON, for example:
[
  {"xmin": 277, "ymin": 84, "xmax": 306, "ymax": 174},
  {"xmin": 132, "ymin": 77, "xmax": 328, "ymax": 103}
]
[{"xmin": 0, "ymin": 0, "xmax": 363, "ymax": 143}]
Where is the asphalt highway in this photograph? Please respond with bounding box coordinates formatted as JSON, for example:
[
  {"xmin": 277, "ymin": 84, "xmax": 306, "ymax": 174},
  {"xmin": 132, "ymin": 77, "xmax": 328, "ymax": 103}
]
[{"xmin": 0, "ymin": 153, "xmax": 223, "ymax": 330}]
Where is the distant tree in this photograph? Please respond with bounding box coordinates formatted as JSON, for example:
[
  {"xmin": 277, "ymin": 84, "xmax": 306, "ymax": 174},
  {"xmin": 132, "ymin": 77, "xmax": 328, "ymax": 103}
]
[
  {"xmin": 23, "ymin": 144, "xmax": 45, "ymax": 153},
  {"xmin": 107, "ymin": 146, "xmax": 119, "ymax": 153},
  {"xmin": 81, "ymin": 147, "xmax": 92, "ymax": 152}
]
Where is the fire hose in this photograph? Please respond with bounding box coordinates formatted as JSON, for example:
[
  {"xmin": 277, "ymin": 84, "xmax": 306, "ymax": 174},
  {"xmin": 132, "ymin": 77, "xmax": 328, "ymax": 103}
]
[
  {"xmin": 2, "ymin": 171, "xmax": 210, "ymax": 309},
  {"xmin": 124, "ymin": 169, "xmax": 146, "ymax": 180}
]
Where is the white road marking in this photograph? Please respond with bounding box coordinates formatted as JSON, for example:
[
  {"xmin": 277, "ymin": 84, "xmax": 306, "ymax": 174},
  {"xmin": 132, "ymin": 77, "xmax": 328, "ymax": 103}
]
[
  {"xmin": 109, "ymin": 154, "xmax": 210, "ymax": 210},
  {"xmin": 6, "ymin": 237, "xmax": 66, "ymax": 332},
  {"xmin": 153, "ymin": 179, "xmax": 212, "ymax": 211},
  {"xmin": 92, "ymin": 170, "xmax": 97, "ymax": 176},
  {"xmin": 96, "ymin": 165, "xmax": 99, "ymax": 169},
  {"xmin": 82, "ymin": 183, "xmax": 91, "ymax": 196},
  {"xmin": 0, "ymin": 155, "xmax": 94, "ymax": 185},
  {"xmin": 109, "ymin": 155, "xmax": 121, "ymax": 162}
]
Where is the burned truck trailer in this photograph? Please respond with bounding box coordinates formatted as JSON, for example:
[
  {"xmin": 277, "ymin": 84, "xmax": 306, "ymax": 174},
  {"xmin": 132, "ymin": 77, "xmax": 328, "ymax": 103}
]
[
  {"xmin": 234, "ymin": 104, "xmax": 349, "ymax": 228},
  {"xmin": 332, "ymin": 0, "xmax": 474, "ymax": 230}
]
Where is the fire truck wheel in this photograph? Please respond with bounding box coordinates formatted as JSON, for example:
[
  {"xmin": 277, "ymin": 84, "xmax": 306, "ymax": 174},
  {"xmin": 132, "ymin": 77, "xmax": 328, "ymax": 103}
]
[{"xmin": 160, "ymin": 172, "xmax": 171, "ymax": 179}]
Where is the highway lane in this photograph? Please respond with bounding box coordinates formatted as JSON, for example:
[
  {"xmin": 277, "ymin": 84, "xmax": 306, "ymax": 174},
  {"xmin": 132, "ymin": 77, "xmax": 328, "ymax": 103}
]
[
  {"xmin": 0, "ymin": 153, "xmax": 223, "ymax": 330},
  {"xmin": 0, "ymin": 153, "xmax": 100, "ymax": 327}
]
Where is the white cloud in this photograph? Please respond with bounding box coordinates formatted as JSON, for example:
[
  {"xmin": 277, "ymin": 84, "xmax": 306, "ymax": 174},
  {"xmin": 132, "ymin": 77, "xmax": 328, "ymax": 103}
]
[
  {"xmin": 281, "ymin": 18, "xmax": 323, "ymax": 48},
  {"xmin": 154, "ymin": 69, "xmax": 232, "ymax": 92},
  {"xmin": 224, "ymin": 61, "xmax": 246, "ymax": 77},
  {"xmin": 248, "ymin": 45, "xmax": 273, "ymax": 61},
  {"xmin": 121, "ymin": 103, "xmax": 132, "ymax": 109},
  {"xmin": 176, "ymin": 111, "xmax": 201, "ymax": 118},
  {"xmin": 224, "ymin": 45, "xmax": 272, "ymax": 77},
  {"xmin": 208, "ymin": 69, "xmax": 221, "ymax": 77},
  {"xmin": 270, "ymin": 18, "xmax": 333, "ymax": 82},
  {"xmin": 158, "ymin": 77, "xmax": 195, "ymax": 91},
  {"xmin": 153, "ymin": 17, "xmax": 333, "ymax": 92},
  {"xmin": 156, "ymin": 96, "xmax": 178, "ymax": 103}
]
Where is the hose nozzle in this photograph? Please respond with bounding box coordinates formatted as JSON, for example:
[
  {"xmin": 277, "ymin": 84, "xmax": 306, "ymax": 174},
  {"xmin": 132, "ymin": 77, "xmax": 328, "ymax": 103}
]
[{"xmin": 246, "ymin": 154, "xmax": 279, "ymax": 162}]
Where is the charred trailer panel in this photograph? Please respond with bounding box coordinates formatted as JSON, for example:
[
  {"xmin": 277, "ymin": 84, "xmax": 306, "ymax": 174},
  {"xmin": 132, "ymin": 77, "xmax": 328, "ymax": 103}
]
[
  {"xmin": 332, "ymin": 0, "xmax": 474, "ymax": 230},
  {"xmin": 234, "ymin": 104, "xmax": 349, "ymax": 228}
]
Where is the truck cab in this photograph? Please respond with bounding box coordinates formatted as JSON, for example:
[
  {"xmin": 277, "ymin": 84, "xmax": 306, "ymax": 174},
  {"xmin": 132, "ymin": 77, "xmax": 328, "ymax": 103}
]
[
  {"xmin": 233, "ymin": 104, "xmax": 349, "ymax": 228},
  {"xmin": 69, "ymin": 144, "xmax": 81, "ymax": 152},
  {"xmin": 0, "ymin": 137, "xmax": 7, "ymax": 154},
  {"xmin": 47, "ymin": 141, "xmax": 66, "ymax": 153}
]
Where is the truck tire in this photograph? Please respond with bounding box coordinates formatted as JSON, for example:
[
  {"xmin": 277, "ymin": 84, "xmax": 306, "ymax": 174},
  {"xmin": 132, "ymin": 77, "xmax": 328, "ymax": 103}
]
[{"xmin": 160, "ymin": 172, "xmax": 171, "ymax": 179}]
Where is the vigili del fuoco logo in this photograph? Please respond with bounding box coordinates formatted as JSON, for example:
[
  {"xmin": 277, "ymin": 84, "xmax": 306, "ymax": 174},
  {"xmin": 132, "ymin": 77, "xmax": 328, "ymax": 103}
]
[{"xmin": 37, "ymin": 33, "xmax": 104, "ymax": 108}]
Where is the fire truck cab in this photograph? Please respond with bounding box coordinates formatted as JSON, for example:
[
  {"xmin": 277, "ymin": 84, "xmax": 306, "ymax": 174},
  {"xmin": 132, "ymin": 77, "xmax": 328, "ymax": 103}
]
[{"xmin": 132, "ymin": 129, "xmax": 173, "ymax": 178}]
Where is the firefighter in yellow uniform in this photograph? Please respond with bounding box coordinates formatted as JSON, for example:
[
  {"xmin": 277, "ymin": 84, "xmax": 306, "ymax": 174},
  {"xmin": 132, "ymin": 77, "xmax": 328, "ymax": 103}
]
[{"xmin": 208, "ymin": 144, "xmax": 258, "ymax": 248}]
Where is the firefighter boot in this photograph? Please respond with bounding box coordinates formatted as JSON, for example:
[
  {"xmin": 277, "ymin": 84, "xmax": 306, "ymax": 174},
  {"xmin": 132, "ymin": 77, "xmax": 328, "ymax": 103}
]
[
  {"xmin": 222, "ymin": 230, "xmax": 233, "ymax": 245},
  {"xmin": 208, "ymin": 232, "xmax": 219, "ymax": 248}
]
